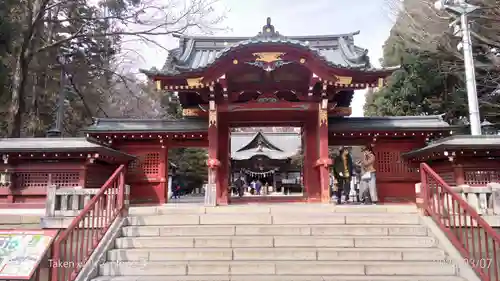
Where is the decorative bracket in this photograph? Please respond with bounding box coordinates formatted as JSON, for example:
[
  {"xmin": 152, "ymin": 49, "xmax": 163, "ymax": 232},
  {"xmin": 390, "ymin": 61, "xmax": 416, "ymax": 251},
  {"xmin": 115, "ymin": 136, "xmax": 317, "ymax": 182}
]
[
  {"xmin": 209, "ymin": 110, "xmax": 217, "ymax": 127},
  {"xmin": 253, "ymin": 52, "xmax": 285, "ymax": 63},
  {"xmin": 155, "ymin": 80, "xmax": 162, "ymax": 91},
  {"xmin": 335, "ymin": 76, "xmax": 352, "ymax": 85},
  {"xmin": 186, "ymin": 77, "xmax": 204, "ymax": 88},
  {"xmin": 245, "ymin": 60, "xmax": 292, "ymax": 72},
  {"xmin": 318, "ymin": 103, "xmax": 328, "ymax": 126},
  {"xmin": 0, "ymin": 169, "xmax": 11, "ymax": 186},
  {"xmin": 315, "ymin": 158, "xmax": 332, "ymax": 168},
  {"xmin": 207, "ymin": 158, "xmax": 221, "ymax": 169}
]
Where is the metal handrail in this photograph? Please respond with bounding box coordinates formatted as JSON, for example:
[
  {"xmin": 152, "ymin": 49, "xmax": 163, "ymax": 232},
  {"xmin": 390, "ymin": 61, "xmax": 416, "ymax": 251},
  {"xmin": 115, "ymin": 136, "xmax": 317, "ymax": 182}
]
[{"xmin": 420, "ymin": 162, "xmax": 500, "ymax": 281}]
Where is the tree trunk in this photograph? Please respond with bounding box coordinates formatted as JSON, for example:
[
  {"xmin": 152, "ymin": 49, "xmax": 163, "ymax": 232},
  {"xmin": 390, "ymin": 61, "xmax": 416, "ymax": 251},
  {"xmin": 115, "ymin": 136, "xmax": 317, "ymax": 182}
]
[{"xmin": 9, "ymin": 54, "xmax": 28, "ymax": 137}]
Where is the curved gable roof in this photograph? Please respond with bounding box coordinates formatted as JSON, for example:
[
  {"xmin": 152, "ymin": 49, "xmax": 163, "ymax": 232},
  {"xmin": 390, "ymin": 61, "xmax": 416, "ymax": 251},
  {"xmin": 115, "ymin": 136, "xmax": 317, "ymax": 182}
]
[
  {"xmin": 236, "ymin": 132, "xmax": 284, "ymax": 152},
  {"xmin": 142, "ymin": 18, "xmax": 374, "ymax": 77},
  {"xmin": 231, "ymin": 131, "xmax": 301, "ymax": 160}
]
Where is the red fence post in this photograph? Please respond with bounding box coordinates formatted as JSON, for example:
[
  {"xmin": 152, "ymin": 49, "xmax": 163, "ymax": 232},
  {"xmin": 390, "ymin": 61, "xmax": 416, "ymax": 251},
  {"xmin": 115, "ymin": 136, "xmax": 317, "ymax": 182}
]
[
  {"xmin": 50, "ymin": 165, "xmax": 127, "ymax": 281},
  {"xmin": 419, "ymin": 162, "xmax": 500, "ymax": 281}
]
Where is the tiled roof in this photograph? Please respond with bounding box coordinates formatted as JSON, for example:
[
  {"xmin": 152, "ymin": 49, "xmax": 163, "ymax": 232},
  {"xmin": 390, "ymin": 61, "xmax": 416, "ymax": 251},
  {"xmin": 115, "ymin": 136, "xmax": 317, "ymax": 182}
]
[
  {"xmin": 85, "ymin": 118, "xmax": 208, "ymax": 133},
  {"xmin": 84, "ymin": 115, "xmax": 451, "ymax": 134},
  {"xmin": 231, "ymin": 131, "xmax": 301, "ymax": 160},
  {"xmin": 142, "ymin": 18, "xmax": 381, "ymax": 76},
  {"xmin": 328, "ymin": 115, "xmax": 451, "ymax": 132},
  {"xmin": 0, "ymin": 137, "xmax": 135, "ymax": 161},
  {"xmin": 402, "ymin": 135, "xmax": 500, "ymax": 158}
]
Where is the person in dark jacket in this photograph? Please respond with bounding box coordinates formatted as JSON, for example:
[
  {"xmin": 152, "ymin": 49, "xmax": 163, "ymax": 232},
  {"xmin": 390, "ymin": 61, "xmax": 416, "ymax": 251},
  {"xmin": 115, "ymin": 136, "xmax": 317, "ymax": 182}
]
[
  {"xmin": 234, "ymin": 176, "xmax": 245, "ymax": 197},
  {"xmin": 332, "ymin": 146, "xmax": 353, "ymax": 204},
  {"xmin": 171, "ymin": 180, "xmax": 181, "ymax": 199}
]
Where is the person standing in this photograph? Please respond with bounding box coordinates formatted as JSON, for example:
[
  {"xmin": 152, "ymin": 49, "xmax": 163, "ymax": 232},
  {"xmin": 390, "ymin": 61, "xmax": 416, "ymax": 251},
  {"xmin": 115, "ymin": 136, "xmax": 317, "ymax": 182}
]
[
  {"xmin": 250, "ymin": 179, "xmax": 257, "ymax": 195},
  {"xmin": 359, "ymin": 146, "xmax": 378, "ymax": 204},
  {"xmin": 333, "ymin": 147, "xmax": 353, "ymax": 204},
  {"xmin": 171, "ymin": 180, "xmax": 181, "ymax": 199},
  {"xmin": 255, "ymin": 179, "xmax": 262, "ymax": 195},
  {"xmin": 234, "ymin": 176, "xmax": 245, "ymax": 197}
]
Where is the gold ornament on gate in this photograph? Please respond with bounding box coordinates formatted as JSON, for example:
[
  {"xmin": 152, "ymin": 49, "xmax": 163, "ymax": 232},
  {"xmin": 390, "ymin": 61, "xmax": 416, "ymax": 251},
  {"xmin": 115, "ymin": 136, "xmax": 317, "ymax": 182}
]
[
  {"xmin": 209, "ymin": 110, "xmax": 217, "ymax": 127},
  {"xmin": 186, "ymin": 77, "xmax": 204, "ymax": 88},
  {"xmin": 318, "ymin": 104, "xmax": 328, "ymax": 126},
  {"xmin": 182, "ymin": 108, "xmax": 199, "ymax": 117},
  {"xmin": 252, "ymin": 52, "xmax": 285, "ymax": 63},
  {"xmin": 335, "ymin": 76, "xmax": 352, "ymax": 85}
]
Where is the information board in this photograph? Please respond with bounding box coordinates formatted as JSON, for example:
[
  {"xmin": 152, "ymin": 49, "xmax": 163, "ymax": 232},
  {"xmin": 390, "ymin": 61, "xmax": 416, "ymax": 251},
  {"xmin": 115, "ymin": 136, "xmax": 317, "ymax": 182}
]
[{"xmin": 0, "ymin": 229, "xmax": 58, "ymax": 280}]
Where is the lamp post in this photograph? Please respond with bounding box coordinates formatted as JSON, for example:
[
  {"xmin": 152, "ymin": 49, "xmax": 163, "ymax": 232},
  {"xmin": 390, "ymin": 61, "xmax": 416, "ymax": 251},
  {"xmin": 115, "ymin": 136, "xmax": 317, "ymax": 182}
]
[
  {"xmin": 481, "ymin": 120, "xmax": 497, "ymax": 135},
  {"xmin": 434, "ymin": 0, "xmax": 482, "ymax": 135},
  {"xmin": 47, "ymin": 54, "xmax": 67, "ymax": 137}
]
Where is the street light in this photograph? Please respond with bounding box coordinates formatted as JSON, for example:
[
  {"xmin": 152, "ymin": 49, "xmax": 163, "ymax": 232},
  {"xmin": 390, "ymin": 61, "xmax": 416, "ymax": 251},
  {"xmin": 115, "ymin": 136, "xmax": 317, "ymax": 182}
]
[
  {"xmin": 434, "ymin": 0, "xmax": 482, "ymax": 135},
  {"xmin": 47, "ymin": 54, "xmax": 69, "ymax": 137},
  {"xmin": 481, "ymin": 120, "xmax": 497, "ymax": 135}
]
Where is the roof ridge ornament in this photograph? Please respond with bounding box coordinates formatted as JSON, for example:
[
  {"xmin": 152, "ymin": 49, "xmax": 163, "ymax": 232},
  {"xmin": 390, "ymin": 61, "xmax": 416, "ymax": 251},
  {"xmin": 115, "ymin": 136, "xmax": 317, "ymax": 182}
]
[{"xmin": 255, "ymin": 17, "xmax": 284, "ymax": 39}]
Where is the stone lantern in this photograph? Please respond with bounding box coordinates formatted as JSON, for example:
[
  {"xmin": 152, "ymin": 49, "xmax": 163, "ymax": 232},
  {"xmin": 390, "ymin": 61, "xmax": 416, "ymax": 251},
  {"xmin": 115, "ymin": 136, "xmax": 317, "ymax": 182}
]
[{"xmin": 481, "ymin": 120, "xmax": 497, "ymax": 135}]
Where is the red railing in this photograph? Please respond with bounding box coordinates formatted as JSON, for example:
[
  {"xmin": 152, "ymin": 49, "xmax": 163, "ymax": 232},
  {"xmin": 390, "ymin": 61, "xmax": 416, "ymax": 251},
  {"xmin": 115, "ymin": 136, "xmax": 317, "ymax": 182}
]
[
  {"xmin": 50, "ymin": 165, "xmax": 128, "ymax": 281},
  {"xmin": 420, "ymin": 163, "xmax": 500, "ymax": 281}
]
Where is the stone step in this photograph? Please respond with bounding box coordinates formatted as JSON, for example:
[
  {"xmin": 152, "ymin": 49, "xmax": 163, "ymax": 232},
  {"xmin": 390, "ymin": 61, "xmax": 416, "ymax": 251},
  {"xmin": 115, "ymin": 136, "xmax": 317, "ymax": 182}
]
[
  {"xmin": 126, "ymin": 213, "xmax": 420, "ymax": 226},
  {"xmin": 121, "ymin": 224, "xmax": 427, "ymax": 237},
  {"xmin": 107, "ymin": 247, "xmax": 446, "ymax": 262},
  {"xmin": 115, "ymin": 235, "xmax": 437, "ymax": 249},
  {"xmin": 99, "ymin": 261, "xmax": 457, "ymax": 276},
  {"xmin": 128, "ymin": 204, "xmax": 418, "ymax": 216},
  {"xmin": 92, "ymin": 275, "xmax": 465, "ymax": 281}
]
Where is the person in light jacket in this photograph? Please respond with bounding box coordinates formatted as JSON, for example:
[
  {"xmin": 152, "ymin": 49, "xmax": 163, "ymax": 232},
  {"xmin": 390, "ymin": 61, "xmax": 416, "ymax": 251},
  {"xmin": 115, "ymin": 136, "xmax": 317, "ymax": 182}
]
[{"xmin": 358, "ymin": 146, "xmax": 378, "ymax": 204}]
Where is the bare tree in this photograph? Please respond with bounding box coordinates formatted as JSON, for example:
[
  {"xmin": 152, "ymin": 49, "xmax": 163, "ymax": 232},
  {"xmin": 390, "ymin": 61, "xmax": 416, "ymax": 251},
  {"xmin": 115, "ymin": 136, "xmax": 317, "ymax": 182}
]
[
  {"xmin": 7, "ymin": 0, "xmax": 225, "ymax": 137},
  {"xmin": 386, "ymin": 0, "xmax": 499, "ymax": 63}
]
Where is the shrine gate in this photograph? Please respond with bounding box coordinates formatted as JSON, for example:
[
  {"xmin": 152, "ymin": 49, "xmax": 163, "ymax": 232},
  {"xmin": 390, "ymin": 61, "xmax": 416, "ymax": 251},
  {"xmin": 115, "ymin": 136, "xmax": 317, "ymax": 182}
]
[{"xmin": 83, "ymin": 18, "xmax": 453, "ymax": 205}]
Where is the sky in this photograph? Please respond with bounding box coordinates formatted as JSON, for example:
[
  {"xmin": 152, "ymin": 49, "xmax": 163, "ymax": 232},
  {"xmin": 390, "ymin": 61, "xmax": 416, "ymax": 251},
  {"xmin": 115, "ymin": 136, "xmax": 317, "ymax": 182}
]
[{"xmin": 133, "ymin": 0, "xmax": 395, "ymax": 117}]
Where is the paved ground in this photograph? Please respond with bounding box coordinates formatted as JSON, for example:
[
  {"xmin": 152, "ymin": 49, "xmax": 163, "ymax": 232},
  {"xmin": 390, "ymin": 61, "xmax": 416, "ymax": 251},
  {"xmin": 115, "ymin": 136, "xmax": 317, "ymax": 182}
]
[
  {"xmin": 167, "ymin": 195, "xmax": 204, "ymax": 204},
  {"xmin": 167, "ymin": 193, "xmax": 309, "ymax": 204}
]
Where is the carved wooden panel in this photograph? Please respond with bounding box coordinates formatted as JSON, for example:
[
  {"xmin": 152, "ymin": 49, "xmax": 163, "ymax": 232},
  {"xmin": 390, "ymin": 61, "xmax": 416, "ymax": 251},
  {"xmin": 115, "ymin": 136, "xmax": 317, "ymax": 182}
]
[
  {"xmin": 52, "ymin": 173, "xmax": 80, "ymax": 187},
  {"xmin": 16, "ymin": 172, "xmax": 80, "ymax": 188},
  {"xmin": 127, "ymin": 153, "xmax": 161, "ymax": 178},
  {"xmin": 375, "ymin": 151, "xmax": 416, "ymax": 178},
  {"xmin": 464, "ymin": 169, "xmax": 500, "ymax": 186},
  {"xmin": 374, "ymin": 142, "xmax": 420, "ymax": 180},
  {"xmin": 438, "ymin": 172, "xmax": 456, "ymax": 186}
]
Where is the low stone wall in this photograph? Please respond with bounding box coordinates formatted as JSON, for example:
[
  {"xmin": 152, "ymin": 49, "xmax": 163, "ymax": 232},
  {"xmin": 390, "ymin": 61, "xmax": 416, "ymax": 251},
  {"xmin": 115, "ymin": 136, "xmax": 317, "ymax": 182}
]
[{"xmin": 0, "ymin": 214, "xmax": 41, "ymax": 229}]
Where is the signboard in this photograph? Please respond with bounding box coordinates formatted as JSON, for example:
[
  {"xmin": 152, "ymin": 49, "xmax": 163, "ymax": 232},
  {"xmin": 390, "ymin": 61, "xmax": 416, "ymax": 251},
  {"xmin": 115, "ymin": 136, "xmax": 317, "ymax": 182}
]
[{"xmin": 0, "ymin": 229, "xmax": 58, "ymax": 280}]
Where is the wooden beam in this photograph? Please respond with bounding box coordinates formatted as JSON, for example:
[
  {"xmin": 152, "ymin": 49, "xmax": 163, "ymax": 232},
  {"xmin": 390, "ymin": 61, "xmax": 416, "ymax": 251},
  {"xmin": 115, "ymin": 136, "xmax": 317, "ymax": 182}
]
[{"xmin": 218, "ymin": 101, "xmax": 315, "ymax": 112}]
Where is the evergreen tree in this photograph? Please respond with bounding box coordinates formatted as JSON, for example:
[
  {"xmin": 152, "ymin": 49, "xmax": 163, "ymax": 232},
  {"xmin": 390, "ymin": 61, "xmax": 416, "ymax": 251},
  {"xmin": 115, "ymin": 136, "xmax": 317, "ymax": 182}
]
[
  {"xmin": 365, "ymin": 0, "xmax": 500, "ymax": 123},
  {"xmin": 163, "ymin": 93, "xmax": 208, "ymax": 191},
  {"xmin": 364, "ymin": 51, "xmax": 469, "ymax": 124}
]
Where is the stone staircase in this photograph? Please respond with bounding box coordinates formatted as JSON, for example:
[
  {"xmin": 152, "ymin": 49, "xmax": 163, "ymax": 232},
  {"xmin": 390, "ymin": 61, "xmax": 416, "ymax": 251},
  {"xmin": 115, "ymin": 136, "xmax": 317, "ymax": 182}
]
[{"xmin": 91, "ymin": 204, "xmax": 467, "ymax": 281}]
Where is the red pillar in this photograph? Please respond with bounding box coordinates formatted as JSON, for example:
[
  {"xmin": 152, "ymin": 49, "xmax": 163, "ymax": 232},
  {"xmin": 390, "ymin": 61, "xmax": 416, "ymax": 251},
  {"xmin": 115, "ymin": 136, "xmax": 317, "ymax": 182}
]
[
  {"xmin": 217, "ymin": 118, "xmax": 229, "ymax": 205},
  {"xmin": 453, "ymin": 164, "xmax": 465, "ymax": 186},
  {"xmin": 207, "ymin": 101, "xmax": 221, "ymax": 206},
  {"xmin": 162, "ymin": 145, "xmax": 169, "ymax": 204},
  {"xmin": 315, "ymin": 102, "xmax": 331, "ymax": 203},
  {"xmin": 153, "ymin": 145, "xmax": 168, "ymax": 205},
  {"xmin": 304, "ymin": 112, "xmax": 320, "ymax": 202}
]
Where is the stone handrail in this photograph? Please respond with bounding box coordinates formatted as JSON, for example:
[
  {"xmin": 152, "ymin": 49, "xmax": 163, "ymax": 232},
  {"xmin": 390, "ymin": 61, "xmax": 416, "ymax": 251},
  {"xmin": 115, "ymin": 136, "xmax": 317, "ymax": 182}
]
[
  {"xmin": 451, "ymin": 183, "xmax": 500, "ymax": 215},
  {"xmin": 42, "ymin": 185, "xmax": 100, "ymax": 228},
  {"xmin": 415, "ymin": 182, "xmax": 500, "ymax": 217}
]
